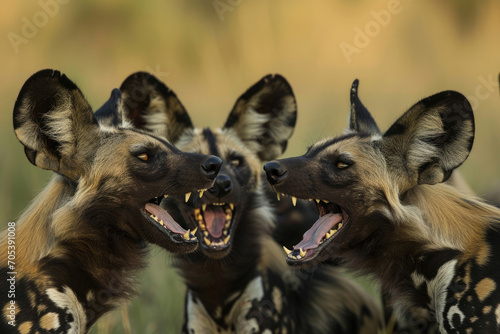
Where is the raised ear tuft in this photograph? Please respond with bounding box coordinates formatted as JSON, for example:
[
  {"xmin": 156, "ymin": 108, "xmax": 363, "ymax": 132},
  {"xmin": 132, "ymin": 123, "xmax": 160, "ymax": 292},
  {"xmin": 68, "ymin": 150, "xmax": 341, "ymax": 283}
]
[
  {"xmin": 223, "ymin": 74, "xmax": 297, "ymax": 161},
  {"xmin": 348, "ymin": 79, "xmax": 380, "ymax": 135},
  {"xmin": 13, "ymin": 69, "xmax": 97, "ymax": 175},
  {"xmin": 94, "ymin": 88, "xmax": 123, "ymax": 128},
  {"xmin": 120, "ymin": 72, "xmax": 193, "ymax": 143},
  {"xmin": 383, "ymin": 90, "xmax": 474, "ymax": 187}
]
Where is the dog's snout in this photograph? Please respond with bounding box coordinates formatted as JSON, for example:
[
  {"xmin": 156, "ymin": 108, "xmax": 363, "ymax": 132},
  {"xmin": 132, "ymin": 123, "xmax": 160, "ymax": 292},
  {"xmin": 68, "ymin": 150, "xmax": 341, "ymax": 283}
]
[
  {"xmin": 263, "ymin": 161, "xmax": 288, "ymax": 185},
  {"xmin": 208, "ymin": 174, "xmax": 232, "ymax": 197},
  {"xmin": 201, "ymin": 156, "xmax": 223, "ymax": 180}
]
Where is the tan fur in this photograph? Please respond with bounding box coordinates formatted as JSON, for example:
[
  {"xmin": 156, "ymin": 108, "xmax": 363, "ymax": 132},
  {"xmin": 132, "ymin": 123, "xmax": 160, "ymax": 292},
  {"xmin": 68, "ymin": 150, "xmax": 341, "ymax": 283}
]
[{"xmin": 403, "ymin": 184, "xmax": 498, "ymax": 256}]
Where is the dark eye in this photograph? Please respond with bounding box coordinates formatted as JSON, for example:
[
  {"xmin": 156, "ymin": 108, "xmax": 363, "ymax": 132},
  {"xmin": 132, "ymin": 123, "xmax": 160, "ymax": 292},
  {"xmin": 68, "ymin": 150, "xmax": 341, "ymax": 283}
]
[{"xmin": 137, "ymin": 153, "xmax": 150, "ymax": 161}]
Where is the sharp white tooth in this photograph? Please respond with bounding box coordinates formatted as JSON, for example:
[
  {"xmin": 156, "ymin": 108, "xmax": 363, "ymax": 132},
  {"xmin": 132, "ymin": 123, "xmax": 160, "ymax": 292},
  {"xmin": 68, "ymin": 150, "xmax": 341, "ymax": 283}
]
[
  {"xmin": 226, "ymin": 214, "xmax": 231, "ymax": 221},
  {"xmin": 296, "ymin": 254, "xmax": 302, "ymax": 260},
  {"xmin": 202, "ymin": 204, "xmax": 207, "ymax": 211},
  {"xmin": 283, "ymin": 246, "xmax": 292, "ymax": 255},
  {"xmin": 204, "ymin": 231, "xmax": 209, "ymax": 236},
  {"xmin": 185, "ymin": 192, "xmax": 191, "ymax": 202},
  {"xmin": 300, "ymin": 248, "xmax": 306, "ymax": 257},
  {"xmin": 164, "ymin": 194, "xmax": 168, "ymax": 198},
  {"xmin": 183, "ymin": 229, "xmax": 190, "ymax": 240},
  {"xmin": 194, "ymin": 208, "xmax": 200, "ymax": 215},
  {"xmin": 223, "ymin": 230, "xmax": 228, "ymax": 236},
  {"xmin": 159, "ymin": 220, "xmax": 164, "ymax": 226},
  {"xmin": 199, "ymin": 190, "xmax": 204, "ymax": 198},
  {"xmin": 192, "ymin": 227, "xmax": 198, "ymax": 235},
  {"xmin": 323, "ymin": 200, "xmax": 329, "ymax": 203},
  {"xmin": 326, "ymin": 231, "xmax": 333, "ymax": 239},
  {"xmin": 338, "ymin": 223, "xmax": 343, "ymax": 229},
  {"xmin": 224, "ymin": 235, "xmax": 230, "ymax": 245},
  {"xmin": 309, "ymin": 199, "xmax": 313, "ymax": 201},
  {"xmin": 291, "ymin": 196, "xmax": 297, "ymax": 207},
  {"xmin": 315, "ymin": 199, "xmax": 320, "ymax": 203},
  {"xmin": 277, "ymin": 193, "xmax": 281, "ymax": 201},
  {"xmin": 204, "ymin": 237, "xmax": 211, "ymax": 245},
  {"xmin": 229, "ymin": 203, "xmax": 234, "ymax": 210}
]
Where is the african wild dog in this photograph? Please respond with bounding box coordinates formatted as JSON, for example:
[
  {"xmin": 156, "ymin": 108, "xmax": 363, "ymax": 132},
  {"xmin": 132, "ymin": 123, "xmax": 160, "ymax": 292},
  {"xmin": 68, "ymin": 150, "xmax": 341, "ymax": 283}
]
[
  {"xmin": 0, "ymin": 70, "xmax": 222, "ymax": 334},
  {"xmin": 119, "ymin": 72, "xmax": 384, "ymax": 333},
  {"xmin": 264, "ymin": 79, "xmax": 500, "ymax": 333}
]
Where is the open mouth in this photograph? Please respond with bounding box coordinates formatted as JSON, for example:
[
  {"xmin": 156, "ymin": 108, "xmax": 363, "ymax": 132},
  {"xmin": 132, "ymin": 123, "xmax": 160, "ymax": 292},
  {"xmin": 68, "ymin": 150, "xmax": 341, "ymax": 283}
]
[
  {"xmin": 190, "ymin": 202, "xmax": 236, "ymax": 250},
  {"xmin": 277, "ymin": 194, "xmax": 349, "ymax": 262},
  {"xmin": 141, "ymin": 189, "xmax": 208, "ymax": 243}
]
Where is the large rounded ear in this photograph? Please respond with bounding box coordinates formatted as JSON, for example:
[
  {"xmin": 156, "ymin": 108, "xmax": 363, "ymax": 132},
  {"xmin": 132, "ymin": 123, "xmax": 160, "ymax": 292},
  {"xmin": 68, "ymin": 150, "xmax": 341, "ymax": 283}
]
[
  {"xmin": 348, "ymin": 79, "xmax": 381, "ymax": 136},
  {"xmin": 223, "ymin": 74, "xmax": 297, "ymax": 161},
  {"xmin": 119, "ymin": 72, "xmax": 193, "ymax": 143},
  {"xmin": 13, "ymin": 69, "xmax": 98, "ymax": 176},
  {"xmin": 382, "ymin": 91, "xmax": 474, "ymax": 187}
]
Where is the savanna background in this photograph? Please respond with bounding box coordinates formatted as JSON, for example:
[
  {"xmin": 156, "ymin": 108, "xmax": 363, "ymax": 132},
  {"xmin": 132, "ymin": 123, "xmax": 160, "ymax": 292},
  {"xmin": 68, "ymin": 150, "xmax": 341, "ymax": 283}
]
[{"xmin": 1, "ymin": 1, "xmax": 499, "ymax": 333}]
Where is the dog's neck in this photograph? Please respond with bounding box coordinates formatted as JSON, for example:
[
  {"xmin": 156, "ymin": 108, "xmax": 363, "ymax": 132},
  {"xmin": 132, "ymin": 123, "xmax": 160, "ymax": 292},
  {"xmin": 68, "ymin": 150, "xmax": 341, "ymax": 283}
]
[
  {"xmin": 1, "ymin": 175, "xmax": 149, "ymax": 332},
  {"xmin": 343, "ymin": 183, "xmax": 499, "ymax": 315}
]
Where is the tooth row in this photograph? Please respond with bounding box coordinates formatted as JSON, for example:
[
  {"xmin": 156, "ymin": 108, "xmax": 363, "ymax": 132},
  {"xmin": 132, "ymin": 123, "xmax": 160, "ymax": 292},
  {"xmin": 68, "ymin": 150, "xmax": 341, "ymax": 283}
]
[
  {"xmin": 193, "ymin": 204, "xmax": 234, "ymax": 245},
  {"xmin": 282, "ymin": 246, "xmax": 307, "ymax": 260},
  {"xmin": 205, "ymin": 235, "xmax": 231, "ymax": 247},
  {"xmin": 320, "ymin": 223, "xmax": 343, "ymax": 244},
  {"xmin": 276, "ymin": 193, "xmax": 329, "ymax": 206},
  {"xmin": 203, "ymin": 234, "xmax": 231, "ymax": 247},
  {"xmin": 149, "ymin": 214, "xmax": 168, "ymax": 229},
  {"xmin": 185, "ymin": 189, "xmax": 209, "ymax": 202}
]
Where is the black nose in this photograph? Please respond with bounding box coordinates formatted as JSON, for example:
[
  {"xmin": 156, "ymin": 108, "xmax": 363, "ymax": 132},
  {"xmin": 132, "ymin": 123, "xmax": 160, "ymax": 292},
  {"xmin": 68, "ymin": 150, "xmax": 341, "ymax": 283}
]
[
  {"xmin": 208, "ymin": 174, "xmax": 232, "ymax": 197},
  {"xmin": 263, "ymin": 161, "xmax": 288, "ymax": 185},
  {"xmin": 201, "ymin": 156, "xmax": 222, "ymax": 180}
]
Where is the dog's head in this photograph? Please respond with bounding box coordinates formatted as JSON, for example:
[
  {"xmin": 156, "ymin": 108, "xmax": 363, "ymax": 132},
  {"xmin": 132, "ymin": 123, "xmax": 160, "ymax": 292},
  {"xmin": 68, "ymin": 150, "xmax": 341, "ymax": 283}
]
[
  {"xmin": 264, "ymin": 79, "xmax": 474, "ymax": 267},
  {"xmin": 119, "ymin": 72, "xmax": 297, "ymax": 258},
  {"xmin": 13, "ymin": 70, "xmax": 222, "ymax": 253}
]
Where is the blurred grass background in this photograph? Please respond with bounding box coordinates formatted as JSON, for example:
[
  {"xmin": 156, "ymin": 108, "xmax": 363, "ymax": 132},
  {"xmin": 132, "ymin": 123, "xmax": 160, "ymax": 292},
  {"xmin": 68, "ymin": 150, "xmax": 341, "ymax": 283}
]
[{"xmin": 1, "ymin": 1, "xmax": 499, "ymax": 333}]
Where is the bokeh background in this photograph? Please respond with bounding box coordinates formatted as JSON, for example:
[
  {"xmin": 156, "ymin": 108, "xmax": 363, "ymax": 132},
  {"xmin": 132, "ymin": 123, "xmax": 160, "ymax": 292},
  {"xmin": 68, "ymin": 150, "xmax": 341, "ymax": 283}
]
[{"xmin": 1, "ymin": 1, "xmax": 499, "ymax": 333}]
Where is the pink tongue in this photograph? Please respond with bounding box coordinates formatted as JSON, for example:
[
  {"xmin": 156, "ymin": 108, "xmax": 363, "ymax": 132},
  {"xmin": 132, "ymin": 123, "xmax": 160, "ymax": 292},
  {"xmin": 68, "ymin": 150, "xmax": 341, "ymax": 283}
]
[
  {"xmin": 203, "ymin": 206, "xmax": 226, "ymax": 238},
  {"xmin": 293, "ymin": 213, "xmax": 343, "ymax": 251},
  {"xmin": 145, "ymin": 203, "xmax": 186, "ymax": 234}
]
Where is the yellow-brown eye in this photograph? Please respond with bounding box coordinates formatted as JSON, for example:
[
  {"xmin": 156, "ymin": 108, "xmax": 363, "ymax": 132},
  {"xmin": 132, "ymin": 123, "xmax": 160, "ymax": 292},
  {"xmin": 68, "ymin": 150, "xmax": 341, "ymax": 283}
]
[
  {"xmin": 336, "ymin": 161, "xmax": 348, "ymax": 169},
  {"xmin": 231, "ymin": 159, "xmax": 240, "ymax": 167},
  {"xmin": 137, "ymin": 153, "xmax": 149, "ymax": 161}
]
